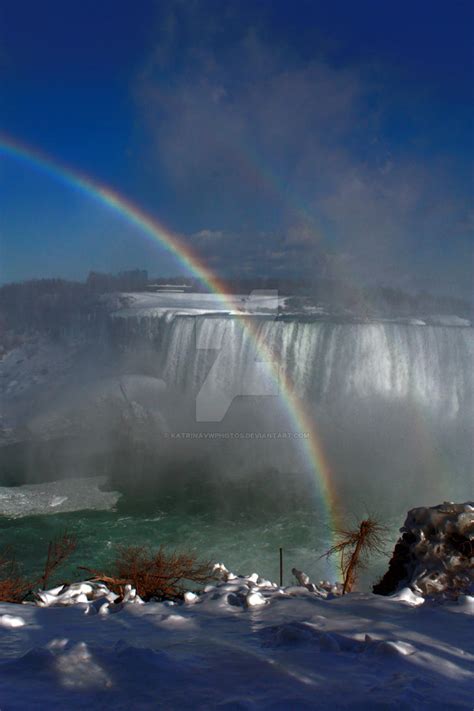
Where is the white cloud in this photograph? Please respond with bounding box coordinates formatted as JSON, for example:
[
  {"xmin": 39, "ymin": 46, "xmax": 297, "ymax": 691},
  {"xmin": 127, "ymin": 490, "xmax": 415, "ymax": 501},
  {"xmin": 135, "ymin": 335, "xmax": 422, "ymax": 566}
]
[{"xmin": 133, "ymin": 9, "xmax": 473, "ymax": 293}]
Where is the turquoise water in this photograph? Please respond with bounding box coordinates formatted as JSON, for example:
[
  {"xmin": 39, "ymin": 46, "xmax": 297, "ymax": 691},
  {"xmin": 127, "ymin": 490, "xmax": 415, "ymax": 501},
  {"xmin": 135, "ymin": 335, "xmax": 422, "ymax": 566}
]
[
  {"xmin": 0, "ymin": 475, "xmax": 397, "ymax": 590},
  {"xmin": 0, "ymin": 507, "xmax": 336, "ymax": 588}
]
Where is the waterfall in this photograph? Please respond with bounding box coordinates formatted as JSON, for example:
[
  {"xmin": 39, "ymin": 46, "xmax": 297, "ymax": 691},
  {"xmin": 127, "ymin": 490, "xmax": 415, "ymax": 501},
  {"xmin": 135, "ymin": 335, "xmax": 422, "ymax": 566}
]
[
  {"xmin": 111, "ymin": 314, "xmax": 474, "ymax": 422},
  {"xmin": 2, "ymin": 308, "xmax": 472, "ymax": 582},
  {"xmin": 106, "ymin": 312, "xmax": 474, "ymax": 509}
]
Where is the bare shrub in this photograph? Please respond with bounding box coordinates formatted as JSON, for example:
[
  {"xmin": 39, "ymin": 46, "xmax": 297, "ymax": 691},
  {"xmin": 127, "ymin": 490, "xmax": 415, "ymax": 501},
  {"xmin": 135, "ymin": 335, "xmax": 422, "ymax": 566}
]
[
  {"xmin": 80, "ymin": 545, "xmax": 214, "ymax": 601},
  {"xmin": 0, "ymin": 547, "xmax": 30, "ymax": 602}
]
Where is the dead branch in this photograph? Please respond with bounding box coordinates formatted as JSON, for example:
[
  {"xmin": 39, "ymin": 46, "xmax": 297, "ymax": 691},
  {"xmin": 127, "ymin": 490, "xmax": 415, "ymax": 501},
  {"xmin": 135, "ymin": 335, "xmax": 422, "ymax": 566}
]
[{"xmin": 39, "ymin": 531, "xmax": 77, "ymax": 590}]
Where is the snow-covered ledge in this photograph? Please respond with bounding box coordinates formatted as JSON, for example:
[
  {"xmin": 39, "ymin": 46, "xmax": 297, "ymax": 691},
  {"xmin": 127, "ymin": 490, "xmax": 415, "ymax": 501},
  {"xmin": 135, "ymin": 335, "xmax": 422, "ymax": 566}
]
[{"xmin": 374, "ymin": 501, "xmax": 474, "ymax": 599}]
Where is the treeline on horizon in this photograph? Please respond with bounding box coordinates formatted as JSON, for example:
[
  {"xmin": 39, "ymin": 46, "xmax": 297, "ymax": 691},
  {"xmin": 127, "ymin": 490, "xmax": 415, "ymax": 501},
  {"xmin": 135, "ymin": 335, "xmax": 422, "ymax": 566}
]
[{"xmin": 0, "ymin": 269, "xmax": 471, "ymax": 334}]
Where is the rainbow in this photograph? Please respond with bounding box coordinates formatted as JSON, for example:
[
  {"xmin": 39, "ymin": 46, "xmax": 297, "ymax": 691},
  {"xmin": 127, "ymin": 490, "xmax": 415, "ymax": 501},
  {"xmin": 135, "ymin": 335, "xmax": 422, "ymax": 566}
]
[{"xmin": 0, "ymin": 133, "xmax": 342, "ymax": 542}]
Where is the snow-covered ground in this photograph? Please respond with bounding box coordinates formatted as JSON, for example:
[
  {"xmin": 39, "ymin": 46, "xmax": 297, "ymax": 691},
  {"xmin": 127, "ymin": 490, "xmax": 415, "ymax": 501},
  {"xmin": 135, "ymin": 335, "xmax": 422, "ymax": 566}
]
[
  {"xmin": 0, "ymin": 568, "xmax": 472, "ymax": 710},
  {"xmin": 109, "ymin": 290, "xmax": 285, "ymax": 319},
  {"xmin": 107, "ymin": 292, "xmax": 472, "ymax": 326},
  {"xmin": 426, "ymin": 315, "xmax": 471, "ymax": 327}
]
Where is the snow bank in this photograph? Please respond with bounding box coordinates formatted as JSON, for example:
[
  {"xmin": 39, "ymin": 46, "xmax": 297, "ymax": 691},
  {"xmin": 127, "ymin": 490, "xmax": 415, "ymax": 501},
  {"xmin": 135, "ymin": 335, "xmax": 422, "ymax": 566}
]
[
  {"xmin": 374, "ymin": 501, "xmax": 474, "ymax": 599},
  {"xmin": 109, "ymin": 290, "xmax": 285, "ymax": 319},
  {"xmin": 0, "ymin": 614, "xmax": 25, "ymax": 628},
  {"xmin": 0, "ymin": 562, "xmax": 472, "ymax": 709}
]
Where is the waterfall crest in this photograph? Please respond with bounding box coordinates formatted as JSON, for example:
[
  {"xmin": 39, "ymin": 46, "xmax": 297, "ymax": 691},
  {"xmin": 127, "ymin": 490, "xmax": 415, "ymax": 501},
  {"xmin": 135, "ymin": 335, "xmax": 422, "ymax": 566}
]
[{"xmin": 112, "ymin": 314, "xmax": 473, "ymax": 423}]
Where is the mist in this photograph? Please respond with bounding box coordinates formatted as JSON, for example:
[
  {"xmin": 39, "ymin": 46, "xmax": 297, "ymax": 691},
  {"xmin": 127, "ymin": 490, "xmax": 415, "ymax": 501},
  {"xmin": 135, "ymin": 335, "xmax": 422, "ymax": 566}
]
[{"xmin": 2, "ymin": 289, "xmax": 471, "ymax": 534}]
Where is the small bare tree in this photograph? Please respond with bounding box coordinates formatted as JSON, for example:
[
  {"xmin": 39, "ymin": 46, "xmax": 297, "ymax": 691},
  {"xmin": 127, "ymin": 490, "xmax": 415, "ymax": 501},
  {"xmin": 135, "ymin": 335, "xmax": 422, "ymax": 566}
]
[{"xmin": 324, "ymin": 518, "xmax": 387, "ymax": 594}]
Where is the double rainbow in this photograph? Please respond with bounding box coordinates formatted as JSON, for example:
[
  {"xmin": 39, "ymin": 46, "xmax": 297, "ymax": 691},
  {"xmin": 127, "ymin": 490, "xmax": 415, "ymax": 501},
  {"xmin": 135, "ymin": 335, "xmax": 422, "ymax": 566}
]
[{"xmin": 0, "ymin": 133, "xmax": 341, "ymax": 540}]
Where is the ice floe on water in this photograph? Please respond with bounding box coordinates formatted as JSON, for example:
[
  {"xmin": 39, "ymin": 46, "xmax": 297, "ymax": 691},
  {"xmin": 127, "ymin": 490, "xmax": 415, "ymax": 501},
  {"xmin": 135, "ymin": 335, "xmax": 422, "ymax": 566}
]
[{"xmin": 0, "ymin": 476, "xmax": 121, "ymax": 518}]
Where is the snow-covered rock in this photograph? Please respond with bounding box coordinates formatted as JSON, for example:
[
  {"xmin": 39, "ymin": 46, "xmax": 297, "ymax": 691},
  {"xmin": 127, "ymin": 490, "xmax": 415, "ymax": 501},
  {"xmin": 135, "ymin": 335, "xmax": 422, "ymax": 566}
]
[
  {"xmin": 121, "ymin": 584, "xmax": 145, "ymax": 605},
  {"xmin": 35, "ymin": 581, "xmax": 120, "ymax": 608},
  {"xmin": 387, "ymin": 587, "xmax": 425, "ymax": 606},
  {"xmin": 245, "ymin": 591, "xmax": 267, "ymax": 607},
  {"xmin": 456, "ymin": 594, "xmax": 474, "ymax": 614},
  {"xmin": 183, "ymin": 591, "xmax": 199, "ymax": 604},
  {"xmin": 374, "ymin": 501, "xmax": 474, "ymax": 599},
  {"xmin": 291, "ymin": 567, "xmax": 310, "ymax": 586}
]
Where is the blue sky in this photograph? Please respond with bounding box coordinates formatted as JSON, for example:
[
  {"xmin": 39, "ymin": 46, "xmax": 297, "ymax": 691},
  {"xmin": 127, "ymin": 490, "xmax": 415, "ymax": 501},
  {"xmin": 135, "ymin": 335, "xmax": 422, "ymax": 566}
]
[{"xmin": 0, "ymin": 0, "xmax": 472, "ymax": 295}]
